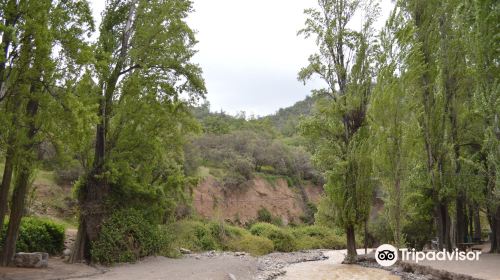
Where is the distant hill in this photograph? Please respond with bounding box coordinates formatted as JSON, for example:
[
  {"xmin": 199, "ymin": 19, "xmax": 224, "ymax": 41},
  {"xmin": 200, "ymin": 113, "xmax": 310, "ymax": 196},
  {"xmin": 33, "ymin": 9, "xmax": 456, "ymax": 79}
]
[{"xmin": 262, "ymin": 95, "xmax": 318, "ymax": 136}]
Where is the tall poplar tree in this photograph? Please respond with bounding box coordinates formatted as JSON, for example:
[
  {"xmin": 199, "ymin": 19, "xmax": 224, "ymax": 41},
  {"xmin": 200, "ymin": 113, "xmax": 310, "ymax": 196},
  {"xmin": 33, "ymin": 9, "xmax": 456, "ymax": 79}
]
[{"xmin": 299, "ymin": 0, "xmax": 379, "ymax": 261}]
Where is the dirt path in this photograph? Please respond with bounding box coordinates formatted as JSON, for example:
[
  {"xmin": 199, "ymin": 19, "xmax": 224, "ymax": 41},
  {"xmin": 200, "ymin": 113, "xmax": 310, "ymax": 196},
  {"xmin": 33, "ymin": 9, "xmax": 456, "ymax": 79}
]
[{"xmin": 76, "ymin": 254, "xmax": 258, "ymax": 280}]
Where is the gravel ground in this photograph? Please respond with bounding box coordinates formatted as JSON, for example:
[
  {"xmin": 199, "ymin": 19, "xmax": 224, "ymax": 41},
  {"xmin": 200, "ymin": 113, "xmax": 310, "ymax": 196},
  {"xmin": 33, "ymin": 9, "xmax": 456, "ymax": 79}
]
[
  {"xmin": 356, "ymin": 261, "xmax": 430, "ymax": 280},
  {"xmin": 256, "ymin": 250, "xmax": 328, "ymax": 280},
  {"xmin": 3, "ymin": 249, "xmax": 493, "ymax": 280}
]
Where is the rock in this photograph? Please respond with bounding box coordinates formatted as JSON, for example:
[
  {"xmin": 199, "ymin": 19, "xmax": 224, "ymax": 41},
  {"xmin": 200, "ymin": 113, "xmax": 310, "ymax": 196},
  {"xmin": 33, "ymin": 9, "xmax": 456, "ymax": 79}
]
[
  {"xmin": 234, "ymin": 252, "xmax": 246, "ymax": 256},
  {"xmin": 13, "ymin": 252, "xmax": 48, "ymax": 268},
  {"xmin": 179, "ymin": 248, "xmax": 192, "ymax": 254},
  {"xmin": 63, "ymin": 249, "xmax": 71, "ymax": 256},
  {"xmin": 227, "ymin": 273, "xmax": 237, "ymax": 280}
]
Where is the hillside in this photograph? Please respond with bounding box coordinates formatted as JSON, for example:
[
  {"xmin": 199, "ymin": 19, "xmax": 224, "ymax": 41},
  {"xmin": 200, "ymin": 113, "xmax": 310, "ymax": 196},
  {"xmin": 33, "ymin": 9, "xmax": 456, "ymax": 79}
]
[
  {"xmin": 184, "ymin": 97, "xmax": 325, "ymax": 224},
  {"xmin": 16, "ymin": 96, "xmax": 323, "ymax": 228}
]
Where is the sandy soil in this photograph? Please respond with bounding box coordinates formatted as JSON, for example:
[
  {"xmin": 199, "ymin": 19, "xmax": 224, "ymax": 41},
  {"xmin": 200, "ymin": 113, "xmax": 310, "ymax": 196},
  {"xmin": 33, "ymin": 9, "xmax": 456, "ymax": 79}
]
[
  {"xmin": 76, "ymin": 254, "xmax": 258, "ymax": 280},
  {"xmin": 1, "ymin": 249, "xmax": 498, "ymax": 280},
  {"xmin": 0, "ymin": 258, "xmax": 103, "ymax": 280},
  {"xmin": 277, "ymin": 250, "xmax": 400, "ymax": 280},
  {"xmin": 194, "ymin": 176, "xmax": 322, "ymax": 224},
  {"xmin": 407, "ymin": 253, "xmax": 500, "ymax": 280}
]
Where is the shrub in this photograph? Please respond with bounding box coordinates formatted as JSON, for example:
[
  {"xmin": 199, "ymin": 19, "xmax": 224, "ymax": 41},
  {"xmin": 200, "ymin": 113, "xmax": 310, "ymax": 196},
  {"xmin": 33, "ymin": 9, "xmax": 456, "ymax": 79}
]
[
  {"xmin": 257, "ymin": 207, "xmax": 272, "ymax": 223},
  {"xmin": 0, "ymin": 217, "xmax": 65, "ymax": 255},
  {"xmin": 256, "ymin": 207, "xmax": 283, "ymax": 226},
  {"xmin": 290, "ymin": 226, "xmax": 346, "ymax": 250},
  {"xmin": 168, "ymin": 220, "xmax": 220, "ymax": 252},
  {"xmin": 249, "ymin": 222, "xmax": 296, "ymax": 252},
  {"xmin": 91, "ymin": 209, "xmax": 167, "ymax": 264},
  {"xmin": 207, "ymin": 222, "xmax": 245, "ymax": 244},
  {"xmin": 227, "ymin": 234, "xmax": 274, "ymax": 256}
]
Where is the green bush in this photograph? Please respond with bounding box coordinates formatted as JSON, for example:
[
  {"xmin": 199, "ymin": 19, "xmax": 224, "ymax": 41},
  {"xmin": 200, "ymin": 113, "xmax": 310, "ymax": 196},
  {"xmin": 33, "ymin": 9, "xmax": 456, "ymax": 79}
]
[
  {"xmin": 91, "ymin": 209, "xmax": 167, "ymax": 264},
  {"xmin": 227, "ymin": 234, "xmax": 274, "ymax": 256},
  {"xmin": 249, "ymin": 222, "xmax": 296, "ymax": 252},
  {"xmin": 168, "ymin": 220, "xmax": 220, "ymax": 252},
  {"xmin": 0, "ymin": 217, "xmax": 65, "ymax": 255},
  {"xmin": 290, "ymin": 226, "xmax": 346, "ymax": 250},
  {"xmin": 256, "ymin": 207, "xmax": 283, "ymax": 226},
  {"xmin": 257, "ymin": 207, "xmax": 272, "ymax": 223},
  {"xmin": 207, "ymin": 222, "xmax": 245, "ymax": 244}
]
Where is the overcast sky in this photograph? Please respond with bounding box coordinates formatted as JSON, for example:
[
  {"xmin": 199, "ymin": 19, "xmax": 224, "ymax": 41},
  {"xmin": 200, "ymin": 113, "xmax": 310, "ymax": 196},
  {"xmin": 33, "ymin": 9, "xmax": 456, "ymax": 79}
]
[{"xmin": 89, "ymin": 0, "xmax": 393, "ymax": 117}]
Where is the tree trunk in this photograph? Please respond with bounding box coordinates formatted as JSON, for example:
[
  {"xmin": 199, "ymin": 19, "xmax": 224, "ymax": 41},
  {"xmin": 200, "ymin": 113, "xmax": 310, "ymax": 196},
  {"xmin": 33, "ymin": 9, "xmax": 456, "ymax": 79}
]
[
  {"xmin": 0, "ymin": 81, "xmax": 40, "ymax": 266},
  {"xmin": 394, "ymin": 176, "xmax": 401, "ymax": 246},
  {"xmin": 69, "ymin": 220, "xmax": 88, "ymax": 263},
  {"xmin": 70, "ymin": 1, "xmax": 138, "ymax": 263},
  {"xmin": 435, "ymin": 202, "xmax": 452, "ymax": 251},
  {"xmin": 0, "ymin": 89, "xmax": 23, "ymax": 235},
  {"xmin": 490, "ymin": 206, "xmax": 500, "ymax": 253},
  {"xmin": 456, "ymin": 195, "xmax": 467, "ymax": 243},
  {"xmin": 345, "ymin": 224, "xmax": 357, "ymax": 262},
  {"xmin": 0, "ymin": 146, "xmax": 15, "ymax": 234},
  {"xmin": 0, "ymin": 165, "xmax": 32, "ymax": 266},
  {"xmin": 473, "ymin": 204, "xmax": 481, "ymax": 241}
]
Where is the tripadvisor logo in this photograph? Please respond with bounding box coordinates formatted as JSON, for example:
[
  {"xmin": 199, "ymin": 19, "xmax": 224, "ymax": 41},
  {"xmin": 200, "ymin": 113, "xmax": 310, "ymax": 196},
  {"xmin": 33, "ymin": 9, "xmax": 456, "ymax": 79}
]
[
  {"xmin": 375, "ymin": 244, "xmax": 398, "ymax": 267},
  {"xmin": 375, "ymin": 244, "xmax": 482, "ymax": 267}
]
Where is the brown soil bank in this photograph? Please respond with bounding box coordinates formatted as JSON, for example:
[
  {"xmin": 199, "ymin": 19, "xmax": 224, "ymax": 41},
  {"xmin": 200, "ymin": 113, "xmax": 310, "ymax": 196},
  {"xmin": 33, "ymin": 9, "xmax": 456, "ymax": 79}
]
[{"xmin": 193, "ymin": 176, "xmax": 322, "ymax": 224}]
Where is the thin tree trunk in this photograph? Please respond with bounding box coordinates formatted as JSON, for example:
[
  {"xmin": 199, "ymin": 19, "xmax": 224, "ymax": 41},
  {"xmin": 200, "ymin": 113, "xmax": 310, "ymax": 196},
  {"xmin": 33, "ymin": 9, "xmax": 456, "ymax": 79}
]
[
  {"xmin": 0, "ymin": 91, "xmax": 39, "ymax": 266},
  {"xmin": 473, "ymin": 203, "xmax": 481, "ymax": 241},
  {"xmin": 488, "ymin": 209, "xmax": 498, "ymax": 253},
  {"xmin": 345, "ymin": 224, "xmax": 357, "ymax": 262},
  {"xmin": 0, "ymin": 165, "xmax": 32, "ymax": 265},
  {"xmin": 0, "ymin": 145, "xmax": 15, "ymax": 234},
  {"xmin": 394, "ymin": 176, "xmax": 401, "ymax": 246},
  {"xmin": 490, "ymin": 206, "xmax": 500, "ymax": 253},
  {"xmin": 456, "ymin": 195, "xmax": 467, "ymax": 243}
]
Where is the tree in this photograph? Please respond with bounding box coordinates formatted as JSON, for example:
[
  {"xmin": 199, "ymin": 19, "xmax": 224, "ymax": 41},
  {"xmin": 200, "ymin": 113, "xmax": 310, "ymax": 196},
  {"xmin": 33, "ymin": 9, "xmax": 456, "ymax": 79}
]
[
  {"xmin": 397, "ymin": 0, "xmax": 459, "ymax": 251},
  {"xmin": 462, "ymin": 0, "xmax": 499, "ymax": 252},
  {"xmin": 298, "ymin": 0, "xmax": 379, "ymax": 261},
  {"xmin": 369, "ymin": 7, "xmax": 420, "ymax": 247},
  {"xmin": 70, "ymin": 0, "xmax": 205, "ymax": 263},
  {"xmin": 0, "ymin": 0, "xmax": 93, "ymax": 265}
]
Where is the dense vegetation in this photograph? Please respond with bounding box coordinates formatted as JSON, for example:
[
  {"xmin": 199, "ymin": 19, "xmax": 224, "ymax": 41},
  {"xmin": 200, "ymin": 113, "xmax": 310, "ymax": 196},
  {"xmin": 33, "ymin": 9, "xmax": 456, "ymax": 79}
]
[
  {"xmin": 0, "ymin": 0, "xmax": 497, "ymax": 267},
  {"xmin": 1, "ymin": 217, "xmax": 65, "ymax": 255},
  {"xmin": 299, "ymin": 0, "xmax": 499, "ymax": 262},
  {"xmin": 185, "ymin": 103, "xmax": 323, "ymax": 187}
]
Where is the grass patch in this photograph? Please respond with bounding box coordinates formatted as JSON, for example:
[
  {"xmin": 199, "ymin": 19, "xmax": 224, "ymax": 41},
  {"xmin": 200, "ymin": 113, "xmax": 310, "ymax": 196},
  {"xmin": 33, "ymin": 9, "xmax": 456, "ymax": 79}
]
[
  {"xmin": 289, "ymin": 225, "xmax": 346, "ymax": 250},
  {"xmin": 227, "ymin": 234, "xmax": 274, "ymax": 255},
  {"xmin": 249, "ymin": 222, "xmax": 296, "ymax": 252},
  {"xmin": 34, "ymin": 169, "xmax": 57, "ymax": 185}
]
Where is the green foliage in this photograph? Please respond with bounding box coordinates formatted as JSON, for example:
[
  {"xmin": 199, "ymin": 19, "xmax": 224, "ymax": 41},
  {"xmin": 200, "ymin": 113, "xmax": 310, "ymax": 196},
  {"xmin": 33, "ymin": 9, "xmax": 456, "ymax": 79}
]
[
  {"xmin": 290, "ymin": 226, "xmax": 346, "ymax": 250},
  {"xmin": 227, "ymin": 234, "xmax": 274, "ymax": 256},
  {"xmin": 167, "ymin": 220, "xmax": 220, "ymax": 252},
  {"xmin": 257, "ymin": 207, "xmax": 272, "ymax": 223},
  {"xmin": 298, "ymin": 2, "xmax": 379, "ymax": 259},
  {"xmin": 0, "ymin": 217, "xmax": 65, "ymax": 255},
  {"xmin": 91, "ymin": 209, "xmax": 168, "ymax": 264},
  {"xmin": 186, "ymin": 129, "xmax": 321, "ymax": 186},
  {"xmin": 249, "ymin": 222, "xmax": 296, "ymax": 252},
  {"xmin": 256, "ymin": 207, "xmax": 283, "ymax": 226}
]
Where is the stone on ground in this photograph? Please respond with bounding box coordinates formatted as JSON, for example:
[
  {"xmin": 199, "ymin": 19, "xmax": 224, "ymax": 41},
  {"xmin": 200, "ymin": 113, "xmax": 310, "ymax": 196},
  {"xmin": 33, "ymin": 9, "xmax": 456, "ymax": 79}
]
[{"xmin": 13, "ymin": 252, "xmax": 49, "ymax": 268}]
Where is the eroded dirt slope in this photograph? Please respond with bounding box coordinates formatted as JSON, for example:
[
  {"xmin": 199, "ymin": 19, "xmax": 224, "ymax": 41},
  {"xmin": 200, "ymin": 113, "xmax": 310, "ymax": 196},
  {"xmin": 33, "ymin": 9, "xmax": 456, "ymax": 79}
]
[{"xmin": 193, "ymin": 176, "xmax": 322, "ymax": 224}]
